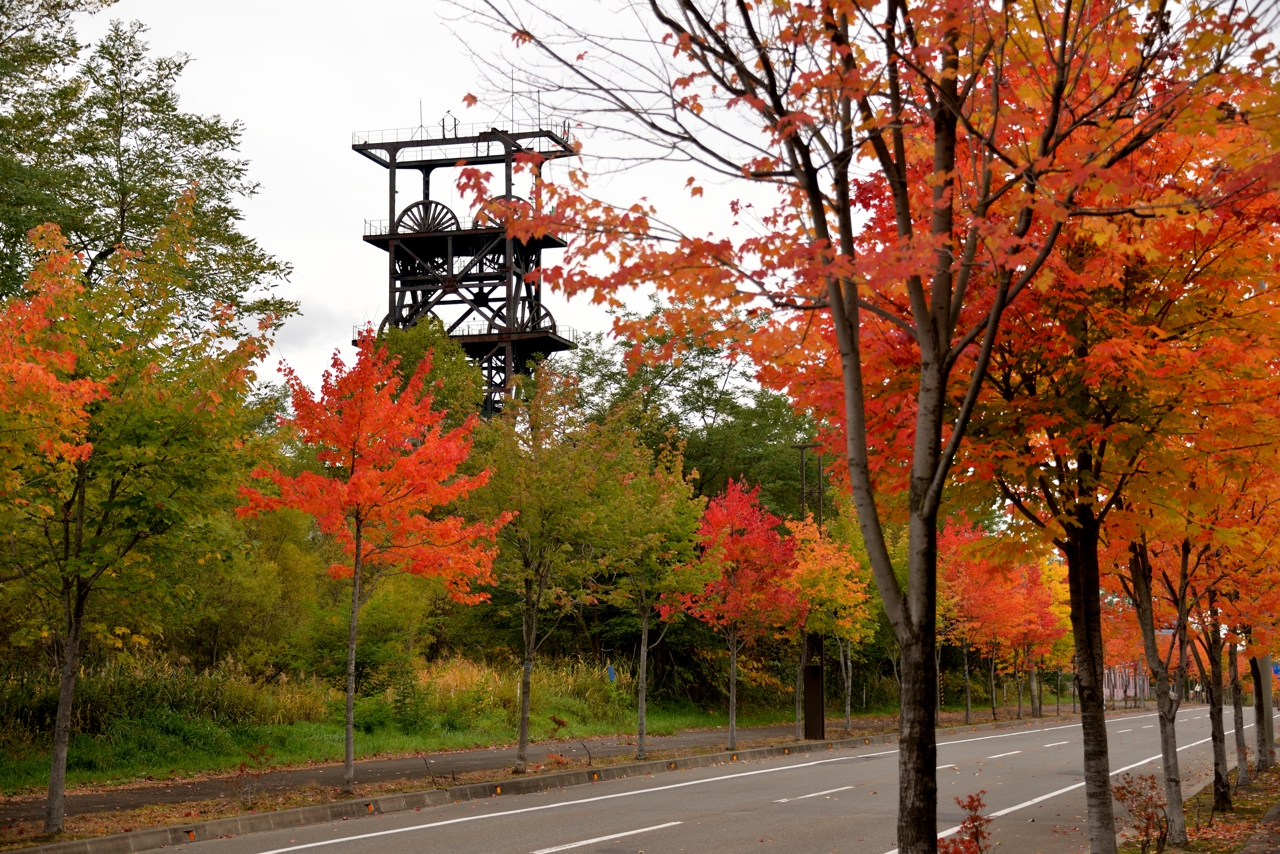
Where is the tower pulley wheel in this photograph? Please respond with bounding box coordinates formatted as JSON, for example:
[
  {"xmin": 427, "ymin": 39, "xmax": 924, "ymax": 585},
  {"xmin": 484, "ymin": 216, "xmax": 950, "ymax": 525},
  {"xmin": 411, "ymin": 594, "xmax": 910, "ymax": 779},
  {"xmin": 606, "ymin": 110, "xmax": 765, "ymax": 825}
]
[
  {"xmin": 396, "ymin": 200, "xmax": 459, "ymax": 234},
  {"xmin": 475, "ymin": 194, "xmax": 527, "ymax": 227}
]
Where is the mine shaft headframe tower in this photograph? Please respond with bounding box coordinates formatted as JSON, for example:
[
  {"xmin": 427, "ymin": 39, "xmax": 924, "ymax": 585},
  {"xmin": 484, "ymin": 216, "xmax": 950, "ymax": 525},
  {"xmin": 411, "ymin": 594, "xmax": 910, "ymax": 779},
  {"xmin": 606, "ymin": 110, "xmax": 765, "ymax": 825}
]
[{"xmin": 352, "ymin": 119, "xmax": 577, "ymax": 411}]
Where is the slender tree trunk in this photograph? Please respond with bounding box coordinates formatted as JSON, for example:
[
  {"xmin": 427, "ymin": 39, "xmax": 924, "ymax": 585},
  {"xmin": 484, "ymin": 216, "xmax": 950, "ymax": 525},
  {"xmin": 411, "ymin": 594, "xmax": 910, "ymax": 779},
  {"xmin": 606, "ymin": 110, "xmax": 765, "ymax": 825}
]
[
  {"xmin": 1252, "ymin": 655, "xmax": 1273, "ymax": 772},
  {"xmin": 342, "ymin": 519, "xmax": 364, "ymax": 794},
  {"xmin": 1156, "ymin": 679, "xmax": 1189, "ymax": 844},
  {"xmin": 963, "ymin": 644, "xmax": 971, "ymax": 726},
  {"xmin": 1057, "ymin": 670, "xmax": 1061, "ymax": 717},
  {"xmin": 1126, "ymin": 541, "xmax": 1187, "ymax": 846},
  {"xmin": 795, "ymin": 635, "xmax": 807, "ymax": 741},
  {"xmin": 516, "ymin": 576, "xmax": 539, "ymax": 773},
  {"xmin": 1262, "ymin": 653, "xmax": 1275, "ymax": 767},
  {"xmin": 896, "ymin": 621, "xmax": 938, "ymax": 854},
  {"xmin": 1016, "ymin": 655, "xmax": 1023, "ymax": 720},
  {"xmin": 839, "ymin": 637, "xmax": 852, "ymax": 731},
  {"xmin": 1032, "ymin": 660, "xmax": 1041, "ymax": 717},
  {"xmin": 637, "ymin": 609, "xmax": 649, "ymax": 760},
  {"xmin": 989, "ymin": 654, "xmax": 998, "ymax": 722},
  {"xmin": 1230, "ymin": 642, "xmax": 1250, "ymax": 788},
  {"xmin": 45, "ymin": 584, "xmax": 86, "ymax": 835},
  {"xmin": 935, "ymin": 645, "xmax": 942, "ymax": 714},
  {"xmin": 1199, "ymin": 594, "xmax": 1231, "ymax": 812},
  {"xmin": 727, "ymin": 629, "xmax": 739, "ymax": 751},
  {"xmin": 1062, "ymin": 513, "xmax": 1118, "ymax": 854}
]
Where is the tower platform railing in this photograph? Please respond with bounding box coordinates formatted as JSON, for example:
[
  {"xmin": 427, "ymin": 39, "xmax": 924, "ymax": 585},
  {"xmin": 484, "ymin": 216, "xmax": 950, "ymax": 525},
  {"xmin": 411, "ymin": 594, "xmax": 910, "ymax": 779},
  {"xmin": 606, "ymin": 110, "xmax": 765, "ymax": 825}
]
[{"xmin": 352, "ymin": 118, "xmax": 573, "ymax": 147}]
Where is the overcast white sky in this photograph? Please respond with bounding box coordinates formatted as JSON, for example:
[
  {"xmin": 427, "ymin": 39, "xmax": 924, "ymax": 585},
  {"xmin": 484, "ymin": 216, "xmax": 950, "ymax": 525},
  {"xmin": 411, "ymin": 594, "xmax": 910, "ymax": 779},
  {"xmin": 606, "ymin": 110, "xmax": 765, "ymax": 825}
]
[{"xmin": 71, "ymin": 1, "xmax": 643, "ymax": 388}]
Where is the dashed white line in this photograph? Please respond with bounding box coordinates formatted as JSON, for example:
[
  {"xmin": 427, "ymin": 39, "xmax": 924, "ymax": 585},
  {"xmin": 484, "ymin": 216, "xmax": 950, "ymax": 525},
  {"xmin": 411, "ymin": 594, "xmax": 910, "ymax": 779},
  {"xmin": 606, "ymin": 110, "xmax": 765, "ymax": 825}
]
[
  {"xmin": 987, "ymin": 751, "xmax": 1022, "ymax": 759},
  {"xmin": 249, "ymin": 752, "xmax": 873, "ymax": 854},
  {"xmin": 530, "ymin": 822, "xmax": 682, "ymax": 853},
  {"xmin": 1043, "ymin": 741, "xmax": 1069, "ymax": 747},
  {"xmin": 886, "ymin": 719, "xmax": 1269, "ymax": 854},
  {"xmin": 936, "ymin": 764, "xmax": 956, "ymax": 770},
  {"xmin": 1118, "ymin": 729, "xmax": 1132, "ymax": 733},
  {"xmin": 774, "ymin": 786, "xmax": 854, "ymax": 803},
  {"xmin": 1142, "ymin": 725, "xmax": 1154, "ymax": 729}
]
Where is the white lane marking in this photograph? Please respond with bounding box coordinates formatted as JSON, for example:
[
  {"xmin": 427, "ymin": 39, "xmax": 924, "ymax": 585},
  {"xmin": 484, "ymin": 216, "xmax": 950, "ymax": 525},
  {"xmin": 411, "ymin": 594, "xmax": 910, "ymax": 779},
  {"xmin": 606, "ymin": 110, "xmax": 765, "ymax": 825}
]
[
  {"xmin": 1118, "ymin": 729, "xmax": 1132, "ymax": 733},
  {"xmin": 987, "ymin": 751, "xmax": 1021, "ymax": 759},
  {"xmin": 1043, "ymin": 741, "xmax": 1069, "ymax": 747},
  {"xmin": 529, "ymin": 822, "xmax": 682, "ymax": 853},
  {"xmin": 933, "ymin": 712, "xmax": 1157, "ymax": 752},
  {"xmin": 773, "ymin": 786, "xmax": 854, "ymax": 803},
  {"xmin": 883, "ymin": 720, "xmax": 1263, "ymax": 854},
  {"xmin": 251, "ymin": 752, "xmax": 879, "ymax": 854},
  {"xmin": 936, "ymin": 764, "xmax": 956, "ymax": 770},
  {"xmin": 1143, "ymin": 725, "xmax": 1154, "ymax": 729}
]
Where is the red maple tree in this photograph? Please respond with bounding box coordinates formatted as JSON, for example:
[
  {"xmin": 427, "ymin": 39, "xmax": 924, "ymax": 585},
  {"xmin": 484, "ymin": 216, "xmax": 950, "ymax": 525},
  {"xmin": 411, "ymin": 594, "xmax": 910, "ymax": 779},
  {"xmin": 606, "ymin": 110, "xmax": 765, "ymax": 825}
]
[
  {"xmin": 663, "ymin": 481, "xmax": 804, "ymax": 750},
  {"xmin": 240, "ymin": 332, "xmax": 508, "ymax": 791}
]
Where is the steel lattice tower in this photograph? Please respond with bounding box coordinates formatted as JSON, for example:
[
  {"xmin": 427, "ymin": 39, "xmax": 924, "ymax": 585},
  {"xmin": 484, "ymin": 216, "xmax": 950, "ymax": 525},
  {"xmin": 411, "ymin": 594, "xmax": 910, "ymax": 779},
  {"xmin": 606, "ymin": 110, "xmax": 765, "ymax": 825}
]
[{"xmin": 352, "ymin": 119, "xmax": 577, "ymax": 411}]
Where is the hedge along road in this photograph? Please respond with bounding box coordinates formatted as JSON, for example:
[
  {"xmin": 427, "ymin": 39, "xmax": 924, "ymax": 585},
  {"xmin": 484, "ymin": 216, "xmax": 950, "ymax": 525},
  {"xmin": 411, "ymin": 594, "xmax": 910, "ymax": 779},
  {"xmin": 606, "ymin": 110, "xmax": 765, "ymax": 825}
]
[{"xmin": 170, "ymin": 707, "xmax": 1261, "ymax": 854}]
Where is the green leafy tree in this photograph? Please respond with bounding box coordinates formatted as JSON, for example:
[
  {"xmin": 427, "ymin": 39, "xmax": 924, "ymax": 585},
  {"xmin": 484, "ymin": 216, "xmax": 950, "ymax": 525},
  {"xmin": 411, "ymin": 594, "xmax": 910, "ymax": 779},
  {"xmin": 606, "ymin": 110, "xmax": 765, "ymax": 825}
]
[
  {"xmin": 0, "ymin": 205, "xmax": 273, "ymax": 834},
  {"xmin": 379, "ymin": 317, "xmax": 484, "ymax": 425},
  {"xmin": 595, "ymin": 439, "xmax": 703, "ymax": 758},
  {"xmin": 0, "ymin": 1, "xmax": 114, "ymax": 292},
  {"xmin": 0, "ymin": 18, "xmax": 291, "ymax": 322},
  {"xmin": 472, "ymin": 367, "xmax": 652, "ymax": 772}
]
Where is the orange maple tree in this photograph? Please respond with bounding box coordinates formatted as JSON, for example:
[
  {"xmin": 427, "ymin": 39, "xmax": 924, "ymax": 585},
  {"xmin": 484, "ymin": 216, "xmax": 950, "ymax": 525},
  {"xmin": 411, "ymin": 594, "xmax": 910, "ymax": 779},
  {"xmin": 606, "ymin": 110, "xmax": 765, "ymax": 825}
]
[
  {"xmin": 939, "ymin": 521, "xmax": 1066, "ymax": 723},
  {"xmin": 788, "ymin": 515, "xmax": 871, "ymax": 732},
  {"xmin": 239, "ymin": 332, "xmax": 508, "ymax": 791},
  {"xmin": 0, "ymin": 225, "xmax": 104, "ymax": 498}
]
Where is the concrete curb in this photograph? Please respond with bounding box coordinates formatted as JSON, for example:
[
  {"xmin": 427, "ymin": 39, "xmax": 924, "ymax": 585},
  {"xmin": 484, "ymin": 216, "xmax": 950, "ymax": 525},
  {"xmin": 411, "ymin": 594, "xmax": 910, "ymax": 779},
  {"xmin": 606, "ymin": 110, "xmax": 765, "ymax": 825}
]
[{"xmin": 20, "ymin": 713, "xmax": 1092, "ymax": 854}]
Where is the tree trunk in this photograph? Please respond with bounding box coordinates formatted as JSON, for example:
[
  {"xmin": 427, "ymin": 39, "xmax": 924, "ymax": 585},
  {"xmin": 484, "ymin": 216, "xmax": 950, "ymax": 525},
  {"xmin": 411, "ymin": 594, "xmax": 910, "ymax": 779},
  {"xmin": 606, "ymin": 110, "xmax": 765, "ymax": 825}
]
[
  {"xmin": 795, "ymin": 635, "xmax": 808, "ymax": 741},
  {"xmin": 1230, "ymin": 642, "xmax": 1249, "ymax": 788},
  {"xmin": 637, "ymin": 609, "xmax": 650, "ymax": 760},
  {"xmin": 989, "ymin": 654, "xmax": 998, "ymax": 722},
  {"xmin": 516, "ymin": 575, "xmax": 539, "ymax": 773},
  {"xmin": 1198, "ymin": 594, "xmax": 1231, "ymax": 812},
  {"xmin": 45, "ymin": 583, "xmax": 86, "ymax": 835},
  {"xmin": 1057, "ymin": 670, "xmax": 1061, "ymax": 716},
  {"xmin": 963, "ymin": 644, "xmax": 971, "ymax": 726},
  {"xmin": 1263, "ymin": 653, "xmax": 1275, "ymax": 768},
  {"xmin": 1126, "ymin": 541, "xmax": 1187, "ymax": 846},
  {"xmin": 1016, "ymin": 655, "xmax": 1023, "ymax": 720},
  {"xmin": 935, "ymin": 644, "xmax": 942, "ymax": 715},
  {"xmin": 727, "ymin": 629, "xmax": 739, "ymax": 751},
  {"xmin": 342, "ymin": 519, "xmax": 363, "ymax": 794},
  {"xmin": 1062, "ymin": 513, "xmax": 1118, "ymax": 854},
  {"xmin": 896, "ymin": 621, "xmax": 938, "ymax": 854},
  {"xmin": 838, "ymin": 637, "xmax": 852, "ymax": 731},
  {"xmin": 1252, "ymin": 655, "xmax": 1273, "ymax": 772}
]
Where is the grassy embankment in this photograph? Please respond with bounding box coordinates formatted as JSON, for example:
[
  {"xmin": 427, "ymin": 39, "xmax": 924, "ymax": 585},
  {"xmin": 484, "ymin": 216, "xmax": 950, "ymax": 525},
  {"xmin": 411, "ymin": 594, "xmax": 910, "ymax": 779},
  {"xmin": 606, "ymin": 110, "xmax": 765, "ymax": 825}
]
[{"xmin": 0, "ymin": 657, "xmax": 791, "ymax": 795}]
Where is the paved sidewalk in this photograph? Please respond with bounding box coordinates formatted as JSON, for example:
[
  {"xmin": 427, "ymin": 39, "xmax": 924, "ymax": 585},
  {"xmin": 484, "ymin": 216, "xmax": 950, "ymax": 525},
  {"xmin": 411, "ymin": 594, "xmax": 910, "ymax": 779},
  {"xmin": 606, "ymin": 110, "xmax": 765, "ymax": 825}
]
[
  {"xmin": 1244, "ymin": 801, "xmax": 1280, "ymax": 853},
  {"xmin": 0, "ymin": 725, "xmax": 795, "ymax": 825}
]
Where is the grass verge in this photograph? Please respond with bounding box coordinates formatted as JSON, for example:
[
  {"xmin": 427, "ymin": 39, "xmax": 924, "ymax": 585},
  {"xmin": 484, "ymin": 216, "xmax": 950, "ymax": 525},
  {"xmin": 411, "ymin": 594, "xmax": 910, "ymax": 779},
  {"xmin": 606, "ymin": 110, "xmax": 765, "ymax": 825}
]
[{"xmin": 1118, "ymin": 764, "xmax": 1280, "ymax": 853}]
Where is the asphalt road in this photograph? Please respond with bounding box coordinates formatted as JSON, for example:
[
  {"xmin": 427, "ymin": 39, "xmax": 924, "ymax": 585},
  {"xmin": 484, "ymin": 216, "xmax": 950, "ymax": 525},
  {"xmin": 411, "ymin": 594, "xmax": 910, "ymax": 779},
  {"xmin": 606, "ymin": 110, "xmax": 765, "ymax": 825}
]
[{"xmin": 172, "ymin": 705, "xmax": 1264, "ymax": 854}]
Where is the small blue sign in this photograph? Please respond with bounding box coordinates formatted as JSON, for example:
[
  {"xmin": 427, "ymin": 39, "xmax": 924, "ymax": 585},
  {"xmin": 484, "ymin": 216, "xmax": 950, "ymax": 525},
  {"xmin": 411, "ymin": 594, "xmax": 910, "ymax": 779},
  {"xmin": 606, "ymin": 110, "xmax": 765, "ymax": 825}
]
[{"xmin": 607, "ymin": 665, "xmax": 616, "ymax": 683}]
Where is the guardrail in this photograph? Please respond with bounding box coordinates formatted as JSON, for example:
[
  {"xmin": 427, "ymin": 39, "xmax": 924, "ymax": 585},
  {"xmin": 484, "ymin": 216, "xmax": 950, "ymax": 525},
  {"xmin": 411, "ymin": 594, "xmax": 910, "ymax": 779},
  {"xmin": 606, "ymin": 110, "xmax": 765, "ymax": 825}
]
[
  {"xmin": 353, "ymin": 118, "xmax": 573, "ymax": 147},
  {"xmin": 454, "ymin": 324, "xmax": 580, "ymax": 343},
  {"xmin": 363, "ymin": 218, "xmax": 500, "ymax": 236}
]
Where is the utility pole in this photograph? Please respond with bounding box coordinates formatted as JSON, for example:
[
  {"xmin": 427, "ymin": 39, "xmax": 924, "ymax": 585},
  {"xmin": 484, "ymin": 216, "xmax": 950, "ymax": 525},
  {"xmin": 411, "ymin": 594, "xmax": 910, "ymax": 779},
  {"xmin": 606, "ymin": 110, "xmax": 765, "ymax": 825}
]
[
  {"xmin": 793, "ymin": 442, "xmax": 825, "ymax": 740},
  {"xmin": 793, "ymin": 442, "xmax": 824, "ymax": 526}
]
